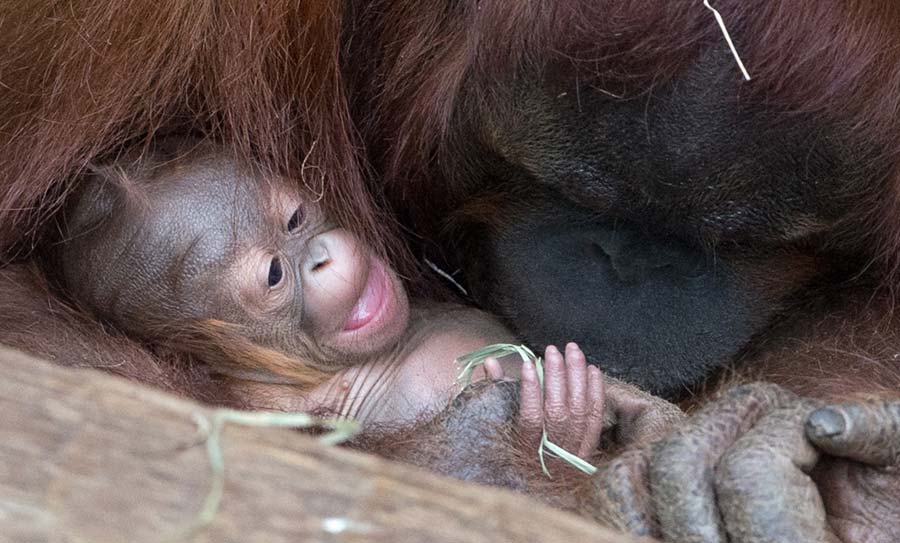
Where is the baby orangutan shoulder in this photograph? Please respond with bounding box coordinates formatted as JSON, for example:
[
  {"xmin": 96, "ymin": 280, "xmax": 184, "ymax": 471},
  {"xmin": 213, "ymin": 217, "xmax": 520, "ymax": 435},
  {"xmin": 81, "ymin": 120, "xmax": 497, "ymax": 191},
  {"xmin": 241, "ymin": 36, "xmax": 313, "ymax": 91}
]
[{"xmin": 51, "ymin": 139, "xmax": 678, "ymax": 464}]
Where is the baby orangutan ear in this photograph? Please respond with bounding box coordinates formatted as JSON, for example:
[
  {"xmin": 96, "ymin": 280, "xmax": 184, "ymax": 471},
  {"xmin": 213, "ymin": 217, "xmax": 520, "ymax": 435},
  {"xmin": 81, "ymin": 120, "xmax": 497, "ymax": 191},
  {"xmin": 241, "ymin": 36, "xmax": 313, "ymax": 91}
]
[{"xmin": 45, "ymin": 170, "xmax": 132, "ymax": 314}]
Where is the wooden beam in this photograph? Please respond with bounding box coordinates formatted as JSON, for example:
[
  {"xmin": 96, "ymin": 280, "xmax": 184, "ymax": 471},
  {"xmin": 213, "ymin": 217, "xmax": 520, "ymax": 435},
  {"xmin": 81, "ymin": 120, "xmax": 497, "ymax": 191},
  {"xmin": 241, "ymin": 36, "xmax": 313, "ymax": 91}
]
[{"xmin": 0, "ymin": 346, "xmax": 643, "ymax": 543}]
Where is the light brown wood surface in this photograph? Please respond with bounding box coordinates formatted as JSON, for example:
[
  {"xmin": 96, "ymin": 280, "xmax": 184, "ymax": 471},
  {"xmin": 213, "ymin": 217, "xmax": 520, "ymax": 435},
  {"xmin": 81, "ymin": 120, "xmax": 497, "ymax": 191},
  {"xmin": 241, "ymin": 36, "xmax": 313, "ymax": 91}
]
[{"xmin": 0, "ymin": 345, "xmax": 643, "ymax": 543}]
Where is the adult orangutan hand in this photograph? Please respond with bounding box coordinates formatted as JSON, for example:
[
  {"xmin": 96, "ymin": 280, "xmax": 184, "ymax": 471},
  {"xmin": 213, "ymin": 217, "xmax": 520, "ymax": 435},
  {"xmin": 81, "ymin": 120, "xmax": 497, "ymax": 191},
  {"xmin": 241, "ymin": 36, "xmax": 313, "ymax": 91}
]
[{"xmin": 583, "ymin": 383, "xmax": 900, "ymax": 543}]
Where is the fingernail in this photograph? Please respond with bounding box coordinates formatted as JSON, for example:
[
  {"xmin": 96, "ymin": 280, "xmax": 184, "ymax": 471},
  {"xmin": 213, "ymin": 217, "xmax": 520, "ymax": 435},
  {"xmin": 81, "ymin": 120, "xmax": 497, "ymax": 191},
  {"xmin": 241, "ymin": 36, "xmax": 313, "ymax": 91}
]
[{"xmin": 806, "ymin": 407, "xmax": 846, "ymax": 438}]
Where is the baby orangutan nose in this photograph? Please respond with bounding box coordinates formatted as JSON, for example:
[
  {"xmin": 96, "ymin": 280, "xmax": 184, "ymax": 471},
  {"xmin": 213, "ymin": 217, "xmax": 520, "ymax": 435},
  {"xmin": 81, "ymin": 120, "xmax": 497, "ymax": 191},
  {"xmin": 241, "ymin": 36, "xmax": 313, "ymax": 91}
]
[
  {"xmin": 300, "ymin": 229, "xmax": 366, "ymax": 320},
  {"xmin": 298, "ymin": 227, "xmax": 409, "ymax": 359},
  {"xmin": 305, "ymin": 239, "xmax": 332, "ymax": 274}
]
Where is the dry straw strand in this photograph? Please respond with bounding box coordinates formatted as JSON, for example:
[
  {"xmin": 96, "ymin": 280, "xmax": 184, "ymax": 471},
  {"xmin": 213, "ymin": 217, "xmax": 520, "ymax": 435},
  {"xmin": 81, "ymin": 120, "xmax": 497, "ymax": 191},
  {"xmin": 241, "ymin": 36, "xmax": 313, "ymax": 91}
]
[
  {"xmin": 703, "ymin": 0, "xmax": 752, "ymax": 81},
  {"xmin": 455, "ymin": 343, "xmax": 598, "ymax": 476},
  {"xmin": 164, "ymin": 409, "xmax": 359, "ymax": 541}
]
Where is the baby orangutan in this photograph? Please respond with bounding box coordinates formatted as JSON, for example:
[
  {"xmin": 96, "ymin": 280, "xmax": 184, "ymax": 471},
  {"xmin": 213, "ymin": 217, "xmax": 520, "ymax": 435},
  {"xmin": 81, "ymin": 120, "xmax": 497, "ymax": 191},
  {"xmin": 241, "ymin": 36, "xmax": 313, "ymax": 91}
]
[{"xmin": 50, "ymin": 139, "xmax": 672, "ymax": 465}]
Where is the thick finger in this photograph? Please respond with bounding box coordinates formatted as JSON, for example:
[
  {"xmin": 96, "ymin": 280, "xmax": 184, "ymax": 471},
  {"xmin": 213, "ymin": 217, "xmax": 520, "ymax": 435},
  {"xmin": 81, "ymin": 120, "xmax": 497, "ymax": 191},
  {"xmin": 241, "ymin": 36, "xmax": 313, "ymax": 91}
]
[
  {"xmin": 581, "ymin": 449, "xmax": 657, "ymax": 538},
  {"xmin": 543, "ymin": 345, "xmax": 569, "ymax": 440},
  {"xmin": 517, "ymin": 359, "xmax": 543, "ymax": 444},
  {"xmin": 651, "ymin": 383, "xmax": 796, "ymax": 543},
  {"xmin": 806, "ymin": 400, "xmax": 900, "ymax": 466},
  {"xmin": 716, "ymin": 402, "xmax": 840, "ymax": 543},
  {"xmin": 564, "ymin": 343, "xmax": 589, "ymax": 451},
  {"xmin": 578, "ymin": 365, "xmax": 606, "ymax": 458},
  {"xmin": 604, "ymin": 378, "xmax": 685, "ymax": 449},
  {"xmin": 483, "ymin": 357, "xmax": 504, "ymax": 380}
]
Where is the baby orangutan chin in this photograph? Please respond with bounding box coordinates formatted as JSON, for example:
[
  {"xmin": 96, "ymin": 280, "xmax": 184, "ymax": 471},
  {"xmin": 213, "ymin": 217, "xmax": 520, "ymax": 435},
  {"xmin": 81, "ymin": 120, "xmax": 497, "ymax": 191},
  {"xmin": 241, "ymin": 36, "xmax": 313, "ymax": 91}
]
[{"xmin": 51, "ymin": 139, "xmax": 677, "ymax": 465}]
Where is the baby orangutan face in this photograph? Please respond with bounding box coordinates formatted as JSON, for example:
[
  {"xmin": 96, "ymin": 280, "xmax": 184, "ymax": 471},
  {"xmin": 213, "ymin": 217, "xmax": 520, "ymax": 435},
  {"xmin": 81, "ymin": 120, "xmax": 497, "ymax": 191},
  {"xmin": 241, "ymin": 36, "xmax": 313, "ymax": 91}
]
[{"xmin": 57, "ymin": 140, "xmax": 410, "ymax": 371}]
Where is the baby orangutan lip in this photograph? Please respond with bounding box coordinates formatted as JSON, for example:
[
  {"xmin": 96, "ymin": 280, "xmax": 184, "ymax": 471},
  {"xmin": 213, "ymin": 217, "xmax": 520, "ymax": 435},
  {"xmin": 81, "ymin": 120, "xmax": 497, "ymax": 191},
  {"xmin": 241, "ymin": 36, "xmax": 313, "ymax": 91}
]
[{"xmin": 343, "ymin": 259, "xmax": 391, "ymax": 332}]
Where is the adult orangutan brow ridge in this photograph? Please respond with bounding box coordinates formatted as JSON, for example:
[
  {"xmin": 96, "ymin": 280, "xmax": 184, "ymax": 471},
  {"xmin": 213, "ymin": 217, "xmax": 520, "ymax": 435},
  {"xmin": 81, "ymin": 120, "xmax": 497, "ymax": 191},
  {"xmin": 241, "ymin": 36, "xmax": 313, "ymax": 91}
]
[{"xmin": 343, "ymin": 3, "xmax": 900, "ymax": 537}]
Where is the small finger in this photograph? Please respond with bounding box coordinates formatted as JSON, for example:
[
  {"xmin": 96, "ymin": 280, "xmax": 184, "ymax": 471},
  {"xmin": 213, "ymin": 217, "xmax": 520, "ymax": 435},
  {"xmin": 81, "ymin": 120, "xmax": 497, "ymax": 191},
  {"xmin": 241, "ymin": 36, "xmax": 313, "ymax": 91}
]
[
  {"xmin": 565, "ymin": 343, "xmax": 589, "ymax": 448},
  {"xmin": 806, "ymin": 400, "xmax": 900, "ymax": 466},
  {"xmin": 518, "ymin": 359, "xmax": 543, "ymax": 444},
  {"xmin": 543, "ymin": 345, "xmax": 568, "ymax": 440},
  {"xmin": 578, "ymin": 365, "xmax": 606, "ymax": 458},
  {"xmin": 483, "ymin": 357, "xmax": 504, "ymax": 380}
]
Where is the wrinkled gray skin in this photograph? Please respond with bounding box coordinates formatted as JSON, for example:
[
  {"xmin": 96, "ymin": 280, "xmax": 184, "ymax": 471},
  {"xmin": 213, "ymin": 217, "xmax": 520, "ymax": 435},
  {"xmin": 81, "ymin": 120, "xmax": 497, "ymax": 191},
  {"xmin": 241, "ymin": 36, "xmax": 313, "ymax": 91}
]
[{"xmin": 401, "ymin": 381, "xmax": 900, "ymax": 543}]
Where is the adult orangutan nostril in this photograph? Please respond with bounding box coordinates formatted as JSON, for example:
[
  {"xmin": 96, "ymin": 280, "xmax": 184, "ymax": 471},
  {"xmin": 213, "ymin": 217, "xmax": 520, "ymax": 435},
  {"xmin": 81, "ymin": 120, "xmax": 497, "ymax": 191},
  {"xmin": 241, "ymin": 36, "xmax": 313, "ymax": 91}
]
[
  {"xmin": 589, "ymin": 235, "xmax": 672, "ymax": 284},
  {"xmin": 588, "ymin": 225, "xmax": 704, "ymax": 284}
]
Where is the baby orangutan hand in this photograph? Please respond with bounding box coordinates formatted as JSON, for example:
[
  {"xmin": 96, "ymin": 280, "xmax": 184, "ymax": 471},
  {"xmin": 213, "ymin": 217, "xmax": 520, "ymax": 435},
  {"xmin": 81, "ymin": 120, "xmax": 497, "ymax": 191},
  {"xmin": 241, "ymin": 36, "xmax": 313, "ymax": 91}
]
[{"xmin": 485, "ymin": 343, "xmax": 606, "ymax": 460}]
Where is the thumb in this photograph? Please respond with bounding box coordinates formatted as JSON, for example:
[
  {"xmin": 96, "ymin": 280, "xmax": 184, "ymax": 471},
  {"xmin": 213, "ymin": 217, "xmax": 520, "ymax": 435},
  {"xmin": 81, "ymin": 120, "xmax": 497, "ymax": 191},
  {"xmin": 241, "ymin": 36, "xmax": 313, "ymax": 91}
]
[{"xmin": 805, "ymin": 400, "xmax": 900, "ymax": 466}]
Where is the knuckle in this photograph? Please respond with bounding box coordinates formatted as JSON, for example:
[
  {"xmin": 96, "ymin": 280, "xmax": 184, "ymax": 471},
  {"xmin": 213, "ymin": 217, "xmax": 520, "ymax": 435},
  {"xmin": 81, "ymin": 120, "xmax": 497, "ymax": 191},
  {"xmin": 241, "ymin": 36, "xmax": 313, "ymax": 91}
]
[
  {"xmin": 716, "ymin": 446, "xmax": 772, "ymax": 490},
  {"xmin": 519, "ymin": 404, "xmax": 541, "ymax": 425},
  {"xmin": 885, "ymin": 400, "xmax": 900, "ymax": 421},
  {"xmin": 544, "ymin": 398, "xmax": 568, "ymax": 419},
  {"xmin": 652, "ymin": 431, "xmax": 694, "ymax": 459},
  {"xmin": 569, "ymin": 405, "xmax": 589, "ymax": 420},
  {"xmin": 722, "ymin": 382, "xmax": 794, "ymax": 404}
]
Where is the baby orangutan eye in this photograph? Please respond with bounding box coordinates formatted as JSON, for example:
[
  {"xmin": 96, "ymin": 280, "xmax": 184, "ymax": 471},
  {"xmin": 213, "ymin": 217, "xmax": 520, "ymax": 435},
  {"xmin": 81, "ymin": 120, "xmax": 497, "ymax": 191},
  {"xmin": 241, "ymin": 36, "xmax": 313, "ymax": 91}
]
[
  {"xmin": 287, "ymin": 206, "xmax": 304, "ymax": 233},
  {"xmin": 267, "ymin": 256, "xmax": 284, "ymax": 287}
]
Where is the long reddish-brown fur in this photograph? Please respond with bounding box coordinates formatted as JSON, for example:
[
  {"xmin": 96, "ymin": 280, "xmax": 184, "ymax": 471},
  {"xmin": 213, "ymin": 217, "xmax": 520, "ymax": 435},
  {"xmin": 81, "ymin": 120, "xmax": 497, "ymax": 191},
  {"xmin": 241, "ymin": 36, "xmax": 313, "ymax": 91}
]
[
  {"xmin": 349, "ymin": 0, "xmax": 900, "ymax": 277},
  {"xmin": 0, "ymin": 7, "xmax": 899, "ymax": 537},
  {"xmin": 0, "ymin": 1, "xmax": 403, "ymax": 262},
  {"xmin": 346, "ymin": 0, "xmax": 900, "ymax": 401},
  {"xmin": 0, "ymin": 263, "xmax": 231, "ymax": 403},
  {"xmin": 0, "ymin": 1, "xmax": 414, "ymax": 393}
]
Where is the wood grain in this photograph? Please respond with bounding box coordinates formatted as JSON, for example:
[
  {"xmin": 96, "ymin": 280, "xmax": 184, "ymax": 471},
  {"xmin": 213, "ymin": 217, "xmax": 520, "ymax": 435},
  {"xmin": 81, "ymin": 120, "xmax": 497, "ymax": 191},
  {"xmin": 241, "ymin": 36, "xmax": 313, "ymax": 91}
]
[{"xmin": 0, "ymin": 346, "xmax": 642, "ymax": 543}]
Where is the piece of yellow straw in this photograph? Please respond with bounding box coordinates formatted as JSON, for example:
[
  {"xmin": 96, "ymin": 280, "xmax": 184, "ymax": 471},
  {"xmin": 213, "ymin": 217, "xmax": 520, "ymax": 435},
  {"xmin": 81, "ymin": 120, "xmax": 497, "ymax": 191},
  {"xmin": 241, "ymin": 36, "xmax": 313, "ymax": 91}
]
[{"xmin": 164, "ymin": 410, "xmax": 359, "ymax": 541}]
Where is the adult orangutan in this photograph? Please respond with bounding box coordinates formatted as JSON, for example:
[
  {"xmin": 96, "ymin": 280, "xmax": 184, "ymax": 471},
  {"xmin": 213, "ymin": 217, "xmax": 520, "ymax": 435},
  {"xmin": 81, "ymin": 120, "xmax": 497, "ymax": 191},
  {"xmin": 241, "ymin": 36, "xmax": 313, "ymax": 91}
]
[
  {"xmin": 347, "ymin": 0, "xmax": 900, "ymax": 399},
  {"xmin": 344, "ymin": 0, "xmax": 900, "ymax": 540},
  {"xmin": 0, "ymin": 1, "xmax": 898, "ymax": 542}
]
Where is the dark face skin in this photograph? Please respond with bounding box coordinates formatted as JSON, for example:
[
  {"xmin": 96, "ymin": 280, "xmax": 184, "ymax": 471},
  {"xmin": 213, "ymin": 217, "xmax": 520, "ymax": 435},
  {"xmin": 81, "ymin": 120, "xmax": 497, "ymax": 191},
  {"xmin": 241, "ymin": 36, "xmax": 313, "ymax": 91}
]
[
  {"xmin": 454, "ymin": 189, "xmax": 818, "ymax": 396},
  {"xmin": 438, "ymin": 50, "xmax": 880, "ymax": 397},
  {"xmin": 57, "ymin": 142, "xmax": 411, "ymax": 371}
]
